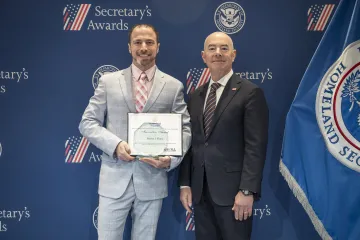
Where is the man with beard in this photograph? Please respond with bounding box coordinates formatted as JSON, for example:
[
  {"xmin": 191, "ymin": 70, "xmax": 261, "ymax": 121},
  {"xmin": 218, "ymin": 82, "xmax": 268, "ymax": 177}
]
[
  {"xmin": 79, "ymin": 24, "xmax": 191, "ymax": 240},
  {"xmin": 178, "ymin": 32, "xmax": 269, "ymax": 240}
]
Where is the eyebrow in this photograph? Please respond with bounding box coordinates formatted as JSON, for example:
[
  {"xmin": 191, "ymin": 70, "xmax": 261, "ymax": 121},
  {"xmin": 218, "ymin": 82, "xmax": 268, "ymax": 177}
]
[
  {"xmin": 132, "ymin": 39, "xmax": 156, "ymax": 43},
  {"xmin": 208, "ymin": 44, "xmax": 229, "ymax": 48}
]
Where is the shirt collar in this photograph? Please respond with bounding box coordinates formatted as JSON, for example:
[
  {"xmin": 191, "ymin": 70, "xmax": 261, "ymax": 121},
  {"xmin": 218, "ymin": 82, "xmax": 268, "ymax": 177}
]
[
  {"xmin": 209, "ymin": 69, "xmax": 234, "ymax": 87},
  {"xmin": 131, "ymin": 64, "xmax": 157, "ymax": 82}
]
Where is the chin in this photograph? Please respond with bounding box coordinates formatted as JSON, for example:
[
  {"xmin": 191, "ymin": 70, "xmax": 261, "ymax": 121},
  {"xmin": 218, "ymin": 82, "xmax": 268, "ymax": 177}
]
[
  {"xmin": 211, "ymin": 64, "xmax": 225, "ymax": 69},
  {"xmin": 212, "ymin": 63, "xmax": 225, "ymax": 67},
  {"xmin": 139, "ymin": 60, "xmax": 155, "ymax": 67},
  {"xmin": 140, "ymin": 60, "xmax": 151, "ymax": 66}
]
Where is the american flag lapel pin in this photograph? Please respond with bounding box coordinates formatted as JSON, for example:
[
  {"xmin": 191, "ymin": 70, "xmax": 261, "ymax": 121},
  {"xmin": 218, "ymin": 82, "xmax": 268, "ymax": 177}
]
[{"xmin": 232, "ymin": 88, "xmax": 237, "ymax": 91}]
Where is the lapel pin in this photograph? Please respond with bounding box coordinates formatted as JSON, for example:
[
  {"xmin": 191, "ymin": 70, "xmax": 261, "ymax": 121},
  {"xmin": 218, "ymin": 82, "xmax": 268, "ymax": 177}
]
[{"xmin": 232, "ymin": 88, "xmax": 237, "ymax": 91}]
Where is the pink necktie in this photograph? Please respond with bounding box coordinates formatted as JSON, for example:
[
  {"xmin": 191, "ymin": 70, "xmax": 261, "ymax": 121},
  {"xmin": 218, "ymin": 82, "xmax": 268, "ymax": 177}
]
[{"xmin": 135, "ymin": 72, "xmax": 148, "ymax": 113}]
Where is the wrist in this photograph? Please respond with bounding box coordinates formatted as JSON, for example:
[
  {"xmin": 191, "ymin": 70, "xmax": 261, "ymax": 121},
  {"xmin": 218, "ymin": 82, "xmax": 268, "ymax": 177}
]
[
  {"xmin": 240, "ymin": 189, "xmax": 254, "ymax": 196},
  {"xmin": 164, "ymin": 156, "xmax": 171, "ymax": 169},
  {"xmin": 113, "ymin": 141, "xmax": 122, "ymax": 159}
]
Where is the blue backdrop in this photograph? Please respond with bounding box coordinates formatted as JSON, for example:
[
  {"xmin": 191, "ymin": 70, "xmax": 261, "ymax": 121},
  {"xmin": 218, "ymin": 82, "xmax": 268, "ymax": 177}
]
[{"xmin": 0, "ymin": 0, "xmax": 337, "ymax": 239}]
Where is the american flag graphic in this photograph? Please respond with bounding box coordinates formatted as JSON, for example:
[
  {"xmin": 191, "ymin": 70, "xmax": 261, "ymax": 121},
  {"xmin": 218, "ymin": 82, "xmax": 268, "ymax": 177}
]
[
  {"xmin": 65, "ymin": 136, "xmax": 90, "ymax": 163},
  {"xmin": 307, "ymin": 4, "xmax": 335, "ymax": 31},
  {"xmin": 185, "ymin": 210, "xmax": 195, "ymax": 231},
  {"xmin": 186, "ymin": 68, "xmax": 211, "ymax": 95},
  {"xmin": 63, "ymin": 4, "xmax": 91, "ymax": 31}
]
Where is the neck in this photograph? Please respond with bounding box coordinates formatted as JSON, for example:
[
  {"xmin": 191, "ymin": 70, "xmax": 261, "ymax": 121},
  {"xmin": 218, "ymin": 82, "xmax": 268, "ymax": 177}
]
[
  {"xmin": 210, "ymin": 69, "xmax": 231, "ymax": 82},
  {"xmin": 133, "ymin": 61, "xmax": 155, "ymax": 72}
]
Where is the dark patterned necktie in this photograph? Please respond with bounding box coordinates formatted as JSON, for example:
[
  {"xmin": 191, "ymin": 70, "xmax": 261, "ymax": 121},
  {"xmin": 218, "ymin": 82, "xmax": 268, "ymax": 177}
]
[{"xmin": 204, "ymin": 83, "xmax": 221, "ymax": 137}]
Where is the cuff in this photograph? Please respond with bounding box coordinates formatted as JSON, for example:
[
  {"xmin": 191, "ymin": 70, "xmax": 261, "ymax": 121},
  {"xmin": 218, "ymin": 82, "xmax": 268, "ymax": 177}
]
[{"xmin": 166, "ymin": 156, "xmax": 180, "ymax": 172}]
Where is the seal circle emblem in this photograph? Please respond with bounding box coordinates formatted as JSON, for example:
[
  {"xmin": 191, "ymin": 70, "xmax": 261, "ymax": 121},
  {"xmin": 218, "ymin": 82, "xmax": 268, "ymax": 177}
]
[
  {"xmin": 214, "ymin": 2, "xmax": 246, "ymax": 34},
  {"xmin": 316, "ymin": 40, "xmax": 360, "ymax": 172},
  {"xmin": 93, "ymin": 207, "xmax": 98, "ymax": 229},
  {"xmin": 92, "ymin": 65, "xmax": 119, "ymax": 89}
]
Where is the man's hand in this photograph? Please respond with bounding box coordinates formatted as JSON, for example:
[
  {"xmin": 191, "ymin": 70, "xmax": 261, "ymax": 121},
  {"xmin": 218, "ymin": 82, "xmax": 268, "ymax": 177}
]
[
  {"xmin": 139, "ymin": 156, "xmax": 171, "ymax": 169},
  {"xmin": 180, "ymin": 187, "xmax": 193, "ymax": 213},
  {"xmin": 115, "ymin": 141, "xmax": 135, "ymax": 161},
  {"xmin": 232, "ymin": 191, "xmax": 254, "ymax": 221}
]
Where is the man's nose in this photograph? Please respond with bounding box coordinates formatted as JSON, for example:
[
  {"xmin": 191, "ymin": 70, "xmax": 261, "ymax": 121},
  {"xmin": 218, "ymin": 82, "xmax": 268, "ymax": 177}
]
[
  {"xmin": 215, "ymin": 47, "xmax": 222, "ymax": 55},
  {"xmin": 140, "ymin": 42, "xmax": 148, "ymax": 50}
]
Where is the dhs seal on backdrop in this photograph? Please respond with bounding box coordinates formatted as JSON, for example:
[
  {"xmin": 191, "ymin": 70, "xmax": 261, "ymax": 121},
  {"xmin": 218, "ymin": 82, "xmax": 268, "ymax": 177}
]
[
  {"xmin": 214, "ymin": 2, "xmax": 245, "ymax": 34},
  {"xmin": 93, "ymin": 207, "xmax": 98, "ymax": 229},
  {"xmin": 316, "ymin": 40, "xmax": 360, "ymax": 172},
  {"xmin": 92, "ymin": 65, "xmax": 119, "ymax": 89}
]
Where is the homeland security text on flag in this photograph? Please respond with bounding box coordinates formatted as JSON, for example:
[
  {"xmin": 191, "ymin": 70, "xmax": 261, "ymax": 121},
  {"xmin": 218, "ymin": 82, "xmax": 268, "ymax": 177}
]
[{"xmin": 280, "ymin": 0, "xmax": 360, "ymax": 239}]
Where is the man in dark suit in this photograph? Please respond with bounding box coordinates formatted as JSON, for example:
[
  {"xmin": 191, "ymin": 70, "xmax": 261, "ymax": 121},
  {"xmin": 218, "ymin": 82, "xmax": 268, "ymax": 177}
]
[{"xmin": 178, "ymin": 32, "xmax": 269, "ymax": 240}]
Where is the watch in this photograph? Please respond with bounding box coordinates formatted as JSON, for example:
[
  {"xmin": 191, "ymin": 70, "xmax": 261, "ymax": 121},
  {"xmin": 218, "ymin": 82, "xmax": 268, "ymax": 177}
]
[{"xmin": 240, "ymin": 189, "xmax": 253, "ymax": 196}]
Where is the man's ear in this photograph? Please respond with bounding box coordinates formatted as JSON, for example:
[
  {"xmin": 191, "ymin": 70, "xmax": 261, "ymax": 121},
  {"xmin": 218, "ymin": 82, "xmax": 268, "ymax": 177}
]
[{"xmin": 201, "ymin": 51, "xmax": 206, "ymax": 63}]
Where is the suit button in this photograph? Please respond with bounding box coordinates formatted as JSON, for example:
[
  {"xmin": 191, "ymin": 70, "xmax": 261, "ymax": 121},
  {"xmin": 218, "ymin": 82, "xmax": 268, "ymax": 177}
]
[{"xmin": 205, "ymin": 142, "xmax": 208, "ymax": 147}]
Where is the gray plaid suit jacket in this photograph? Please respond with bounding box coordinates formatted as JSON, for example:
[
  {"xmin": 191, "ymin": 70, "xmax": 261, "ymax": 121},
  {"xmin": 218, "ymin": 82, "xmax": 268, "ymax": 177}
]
[{"xmin": 79, "ymin": 66, "xmax": 191, "ymax": 200}]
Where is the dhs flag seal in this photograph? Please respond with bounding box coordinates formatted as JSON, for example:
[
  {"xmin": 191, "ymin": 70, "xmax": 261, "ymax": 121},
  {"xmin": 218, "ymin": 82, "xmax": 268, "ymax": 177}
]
[
  {"xmin": 316, "ymin": 40, "xmax": 360, "ymax": 172},
  {"xmin": 280, "ymin": 0, "xmax": 360, "ymax": 239},
  {"xmin": 214, "ymin": 2, "xmax": 245, "ymax": 34}
]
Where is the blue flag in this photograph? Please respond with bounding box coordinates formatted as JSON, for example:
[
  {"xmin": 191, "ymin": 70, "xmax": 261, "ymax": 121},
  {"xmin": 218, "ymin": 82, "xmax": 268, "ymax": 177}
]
[{"xmin": 280, "ymin": 0, "xmax": 360, "ymax": 239}]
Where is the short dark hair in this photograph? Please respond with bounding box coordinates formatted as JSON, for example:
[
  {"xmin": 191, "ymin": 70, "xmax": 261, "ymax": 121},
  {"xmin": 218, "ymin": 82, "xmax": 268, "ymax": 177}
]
[{"xmin": 128, "ymin": 24, "xmax": 159, "ymax": 44}]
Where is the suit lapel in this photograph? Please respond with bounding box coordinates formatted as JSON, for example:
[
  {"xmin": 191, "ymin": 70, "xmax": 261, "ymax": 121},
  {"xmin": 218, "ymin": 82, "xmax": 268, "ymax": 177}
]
[
  {"xmin": 119, "ymin": 67, "xmax": 136, "ymax": 112},
  {"xmin": 142, "ymin": 69, "xmax": 166, "ymax": 113},
  {"xmin": 205, "ymin": 74, "xmax": 242, "ymax": 140},
  {"xmin": 198, "ymin": 82, "xmax": 210, "ymax": 140}
]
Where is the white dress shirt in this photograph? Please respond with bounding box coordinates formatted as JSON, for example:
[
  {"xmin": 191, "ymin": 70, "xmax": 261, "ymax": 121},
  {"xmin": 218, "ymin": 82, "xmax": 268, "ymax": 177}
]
[{"xmin": 203, "ymin": 69, "xmax": 234, "ymax": 111}]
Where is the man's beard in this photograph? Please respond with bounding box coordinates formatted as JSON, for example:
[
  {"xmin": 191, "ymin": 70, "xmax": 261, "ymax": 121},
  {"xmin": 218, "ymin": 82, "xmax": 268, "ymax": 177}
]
[
  {"xmin": 139, "ymin": 50, "xmax": 155, "ymax": 64},
  {"xmin": 139, "ymin": 57, "xmax": 155, "ymax": 66},
  {"xmin": 135, "ymin": 54, "xmax": 155, "ymax": 66}
]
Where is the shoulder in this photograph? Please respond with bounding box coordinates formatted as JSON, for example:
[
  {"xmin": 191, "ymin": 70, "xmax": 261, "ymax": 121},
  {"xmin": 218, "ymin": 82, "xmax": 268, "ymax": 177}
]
[
  {"xmin": 99, "ymin": 70, "xmax": 124, "ymax": 82},
  {"xmin": 237, "ymin": 75, "xmax": 262, "ymax": 93},
  {"xmin": 157, "ymin": 69, "xmax": 183, "ymax": 88},
  {"xmin": 233, "ymin": 75, "xmax": 264, "ymax": 101},
  {"xmin": 236, "ymin": 76, "xmax": 267, "ymax": 105}
]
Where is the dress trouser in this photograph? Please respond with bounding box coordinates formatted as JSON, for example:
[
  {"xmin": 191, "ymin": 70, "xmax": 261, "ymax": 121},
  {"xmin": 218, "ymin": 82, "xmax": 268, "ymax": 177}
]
[
  {"xmin": 97, "ymin": 177, "xmax": 162, "ymax": 240},
  {"xmin": 194, "ymin": 171, "xmax": 253, "ymax": 240}
]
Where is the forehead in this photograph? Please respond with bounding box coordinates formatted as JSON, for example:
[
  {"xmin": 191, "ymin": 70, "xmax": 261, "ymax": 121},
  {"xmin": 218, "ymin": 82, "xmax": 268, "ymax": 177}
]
[
  {"xmin": 131, "ymin": 27, "xmax": 156, "ymax": 40},
  {"xmin": 205, "ymin": 34, "xmax": 232, "ymax": 48}
]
